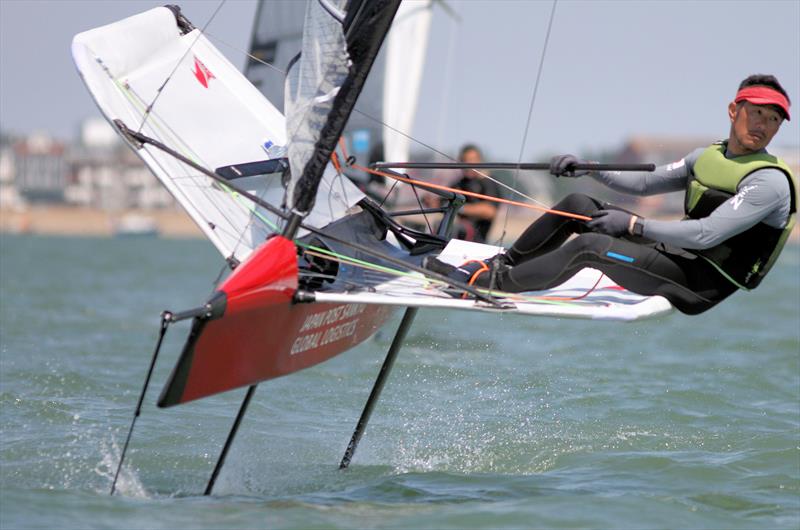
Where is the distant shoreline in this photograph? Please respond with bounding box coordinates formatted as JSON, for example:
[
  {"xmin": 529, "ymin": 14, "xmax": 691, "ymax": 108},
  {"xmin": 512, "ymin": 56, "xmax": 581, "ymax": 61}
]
[
  {"xmin": 1, "ymin": 205, "xmax": 798, "ymax": 244},
  {"xmin": 0, "ymin": 206, "xmax": 203, "ymax": 238}
]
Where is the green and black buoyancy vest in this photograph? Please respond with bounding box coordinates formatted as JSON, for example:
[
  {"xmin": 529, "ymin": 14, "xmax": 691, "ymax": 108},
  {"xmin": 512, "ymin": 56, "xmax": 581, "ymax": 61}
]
[{"xmin": 684, "ymin": 141, "xmax": 797, "ymax": 289}]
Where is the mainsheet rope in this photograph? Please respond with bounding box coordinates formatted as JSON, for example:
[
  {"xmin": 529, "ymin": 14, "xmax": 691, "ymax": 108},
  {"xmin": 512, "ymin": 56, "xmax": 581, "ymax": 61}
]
[
  {"xmin": 204, "ymin": 22, "xmax": 554, "ymax": 212},
  {"xmin": 331, "ymin": 141, "xmax": 605, "ymax": 302},
  {"xmin": 334, "ymin": 138, "xmax": 590, "ymax": 222},
  {"xmin": 502, "ymin": 0, "xmax": 559, "ymax": 245}
]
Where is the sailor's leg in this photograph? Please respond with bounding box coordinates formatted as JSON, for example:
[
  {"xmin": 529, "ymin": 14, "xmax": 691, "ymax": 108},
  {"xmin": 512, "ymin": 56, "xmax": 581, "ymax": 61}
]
[
  {"xmin": 506, "ymin": 193, "xmax": 602, "ymax": 264},
  {"xmin": 494, "ymin": 233, "xmax": 736, "ymax": 315}
]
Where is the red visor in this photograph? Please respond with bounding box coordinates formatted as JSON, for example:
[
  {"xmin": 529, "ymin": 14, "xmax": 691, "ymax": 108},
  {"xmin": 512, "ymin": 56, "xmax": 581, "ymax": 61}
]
[{"xmin": 735, "ymin": 86, "xmax": 791, "ymax": 121}]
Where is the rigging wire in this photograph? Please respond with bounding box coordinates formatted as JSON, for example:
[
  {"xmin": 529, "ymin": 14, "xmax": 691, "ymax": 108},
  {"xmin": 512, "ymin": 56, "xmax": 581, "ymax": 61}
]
[
  {"xmin": 117, "ymin": 125, "xmax": 503, "ymax": 305},
  {"xmin": 347, "ymin": 162, "xmax": 591, "ymax": 221},
  {"xmin": 409, "ymin": 184, "xmax": 434, "ymax": 234},
  {"xmin": 204, "ymin": 21, "xmax": 549, "ymax": 210},
  {"xmin": 500, "ymin": 0, "xmax": 558, "ymax": 246},
  {"xmin": 94, "ymin": 4, "xmax": 622, "ymax": 313},
  {"xmin": 433, "ymin": 6, "xmax": 459, "ymax": 152},
  {"xmin": 117, "ymin": 3, "xmax": 601, "ymax": 303},
  {"xmin": 378, "ymin": 180, "xmax": 399, "ymax": 208},
  {"xmin": 205, "ymin": 31, "xmax": 288, "ymax": 76},
  {"xmin": 120, "ymin": 81, "xmax": 272, "ymax": 259},
  {"xmin": 114, "ymin": 6, "xmax": 296, "ymax": 263}
]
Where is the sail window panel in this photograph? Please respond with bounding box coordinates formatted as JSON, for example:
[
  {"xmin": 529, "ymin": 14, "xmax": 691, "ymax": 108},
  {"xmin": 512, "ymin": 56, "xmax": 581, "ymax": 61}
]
[{"xmin": 284, "ymin": 0, "xmax": 351, "ymax": 214}]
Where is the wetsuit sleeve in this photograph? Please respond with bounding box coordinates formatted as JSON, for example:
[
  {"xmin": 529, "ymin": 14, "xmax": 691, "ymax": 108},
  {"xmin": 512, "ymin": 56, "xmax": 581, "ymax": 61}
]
[
  {"xmin": 589, "ymin": 149, "xmax": 704, "ymax": 196},
  {"xmin": 642, "ymin": 168, "xmax": 791, "ymax": 249}
]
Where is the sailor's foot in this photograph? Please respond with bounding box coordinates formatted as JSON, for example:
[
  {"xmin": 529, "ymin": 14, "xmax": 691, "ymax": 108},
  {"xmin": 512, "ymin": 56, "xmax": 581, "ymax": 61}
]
[
  {"xmin": 422, "ymin": 256, "xmax": 472, "ymax": 284},
  {"xmin": 423, "ymin": 255, "xmax": 510, "ymax": 297}
]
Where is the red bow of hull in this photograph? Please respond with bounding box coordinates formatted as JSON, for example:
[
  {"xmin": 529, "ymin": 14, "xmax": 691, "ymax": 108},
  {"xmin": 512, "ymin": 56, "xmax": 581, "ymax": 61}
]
[{"xmin": 158, "ymin": 236, "xmax": 394, "ymax": 407}]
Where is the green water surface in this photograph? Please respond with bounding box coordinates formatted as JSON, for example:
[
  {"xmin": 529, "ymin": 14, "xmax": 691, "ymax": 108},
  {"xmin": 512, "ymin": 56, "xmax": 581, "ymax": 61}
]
[{"xmin": 1, "ymin": 234, "xmax": 798, "ymax": 529}]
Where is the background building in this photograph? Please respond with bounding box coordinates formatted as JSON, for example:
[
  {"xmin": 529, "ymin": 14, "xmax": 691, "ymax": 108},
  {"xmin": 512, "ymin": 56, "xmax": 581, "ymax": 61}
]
[{"xmin": 0, "ymin": 124, "xmax": 797, "ymax": 239}]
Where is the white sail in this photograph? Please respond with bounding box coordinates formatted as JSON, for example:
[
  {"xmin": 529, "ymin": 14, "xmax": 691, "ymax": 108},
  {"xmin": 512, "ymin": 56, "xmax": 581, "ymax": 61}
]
[
  {"xmin": 72, "ymin": 6, "xmax": 363, "ymax": 262},
  {"xmin": 383, "ymin": 1, "xmax": 434, "ymax": 164}
]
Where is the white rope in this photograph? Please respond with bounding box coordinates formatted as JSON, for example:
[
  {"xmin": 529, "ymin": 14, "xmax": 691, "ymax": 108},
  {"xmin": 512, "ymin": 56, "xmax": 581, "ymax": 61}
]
[{"xmin": 499, "ymin": 0, "xmax": 559, "ymax": 246}]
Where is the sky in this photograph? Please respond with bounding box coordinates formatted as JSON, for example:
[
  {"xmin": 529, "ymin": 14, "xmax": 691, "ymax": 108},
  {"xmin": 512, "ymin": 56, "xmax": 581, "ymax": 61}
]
[{"xmin": 1, "ymin": 0, "xmax": 799, "ymax": 162}]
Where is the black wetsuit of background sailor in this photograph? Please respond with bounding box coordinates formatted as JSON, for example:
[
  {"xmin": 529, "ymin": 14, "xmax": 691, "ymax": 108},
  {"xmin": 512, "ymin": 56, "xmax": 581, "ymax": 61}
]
[
  {"xmin": 488, "ymin": 146, "xmax": 794, "ymax": 315},
  {"xmin": 452, "ymin": 175, "xmax": 500, "ymax": 243}
]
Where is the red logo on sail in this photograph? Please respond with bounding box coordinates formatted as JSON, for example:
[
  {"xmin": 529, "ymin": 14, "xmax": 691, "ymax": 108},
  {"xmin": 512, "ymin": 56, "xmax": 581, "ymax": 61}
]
[{"xmin": 193, "ymin": 56, "xmax": 215, "ymax": 88}]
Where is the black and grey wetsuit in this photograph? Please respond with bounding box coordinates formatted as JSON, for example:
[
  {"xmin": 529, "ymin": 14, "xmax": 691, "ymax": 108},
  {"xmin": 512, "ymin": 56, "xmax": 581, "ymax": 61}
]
[{"xmin": 490, "ymin": 145, "xmax": 795, "ymax": 315}]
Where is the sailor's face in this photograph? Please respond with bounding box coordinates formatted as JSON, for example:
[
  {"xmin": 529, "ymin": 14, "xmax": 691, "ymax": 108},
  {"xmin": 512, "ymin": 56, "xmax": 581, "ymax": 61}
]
[
  {"xmin": 728, "ymin": 100, "xmax": 783, "ymax": 154},
  {"xmin": 461, "ymin": 149, "xmax": 482, "ymax": 178}
]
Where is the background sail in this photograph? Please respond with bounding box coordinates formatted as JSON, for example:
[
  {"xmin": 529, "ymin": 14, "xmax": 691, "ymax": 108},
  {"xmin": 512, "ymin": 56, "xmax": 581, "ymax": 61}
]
[
  {"xmin": 72, "ymin": 6, "xmax": 363, "ymax": 262},
  {"xmin": 382, "ymin": 1, "xmax": 433, "ymax": 165}
]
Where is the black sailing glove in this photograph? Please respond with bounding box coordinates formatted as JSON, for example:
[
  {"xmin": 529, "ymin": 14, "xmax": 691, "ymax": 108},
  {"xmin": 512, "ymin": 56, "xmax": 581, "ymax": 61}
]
[
  {"xmin": 549, "ymin": 154, "xmax": 590, "ymax": 177},
  {"xmin": 586, "ymin": 209, "xmax": 633, "ymax": 237}
]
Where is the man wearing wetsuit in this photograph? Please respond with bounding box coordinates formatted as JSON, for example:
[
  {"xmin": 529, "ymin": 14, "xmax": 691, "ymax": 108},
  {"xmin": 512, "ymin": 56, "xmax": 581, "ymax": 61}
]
[
  {"xmin": 450, "ymin": 144, "xmax": 499, "ymax": 243},
  {"xmin": 428, "ymin": 74, "xmax": 796, "ymax": 315}
]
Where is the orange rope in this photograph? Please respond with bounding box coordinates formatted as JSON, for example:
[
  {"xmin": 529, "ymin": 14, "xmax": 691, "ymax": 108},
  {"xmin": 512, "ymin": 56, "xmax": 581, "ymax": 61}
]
[
  {"xmin": 331, "ymin": 150, "xmax": 342, "ymax": 173},
  {"xmin": 462, "ymin": 259, "xmax": 490, "ymax": 299},
  {"xmin": 338, "ymin": 137, "xmax": 350, "ymax": 161},
  {"xmin": 326, "ymin": 143, "xmax": 607, "ymax": 303},
  {"xmin": 349, "ymin": 162, "xmax": 591, "ymax": 222}
]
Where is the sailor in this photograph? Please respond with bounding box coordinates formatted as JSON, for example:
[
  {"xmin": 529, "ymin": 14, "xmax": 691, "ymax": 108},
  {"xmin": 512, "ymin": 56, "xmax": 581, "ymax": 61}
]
[
  {"xmin": 448, "ymin": 144, "xmax": 500, "ymax": 243},
  {"xmin": 427, "ymin": 74, "xmax": 796, "ymax": 315}
]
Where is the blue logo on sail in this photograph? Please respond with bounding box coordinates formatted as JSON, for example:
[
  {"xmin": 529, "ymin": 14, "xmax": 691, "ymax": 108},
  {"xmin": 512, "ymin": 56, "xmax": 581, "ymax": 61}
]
[{"xmin": 262, "ymin": 140, "xmax": 286, "ymax": 159}]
